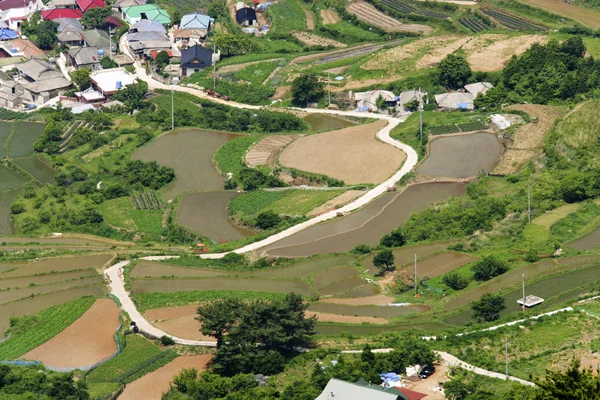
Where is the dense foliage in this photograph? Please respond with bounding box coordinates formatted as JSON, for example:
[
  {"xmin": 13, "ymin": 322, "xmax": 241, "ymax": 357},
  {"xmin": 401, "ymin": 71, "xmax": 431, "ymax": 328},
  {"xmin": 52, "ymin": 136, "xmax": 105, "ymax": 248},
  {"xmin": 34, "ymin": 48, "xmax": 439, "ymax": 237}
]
[
  {"xmin": 472, "ymin": 256, "xmax": 508, "ymax": 281},
  {"xmin": 471, "ymin": 293, "xmax": 506, "ymax": 322},
  {"xmin": 291, "ymin": 73, "xmax": 324, "ymax": 105},
  {"xmin": 0, "ymin": 365, "xmax": 89, "ymax": 399},
  {"xmin": 438, "ymin": 54, "xmax": 472, "ymax": 90}
]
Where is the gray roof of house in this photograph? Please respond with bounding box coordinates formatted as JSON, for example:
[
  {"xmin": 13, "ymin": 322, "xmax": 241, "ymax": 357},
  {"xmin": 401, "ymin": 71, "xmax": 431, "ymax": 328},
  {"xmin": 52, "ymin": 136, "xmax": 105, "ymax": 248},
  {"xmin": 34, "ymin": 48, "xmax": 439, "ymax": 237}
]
[
  {"xmin": 51, "ymin": 0, "xmax": 77, "ymax": 7},
  {"xmin": 128, "ymin": 39, "xmax": 171, "ymax": 51},
  {"xmin": 435, "ymin": 92, "xmax": 475, "ymax": 109},
  {"xmin": 130, "ymin": 19, "xmax": 166, "ymax": 33},
  {"xmin": 127, "ymin": 31, "xmax": 168, "ymax": 42},
  {"xmin": 69, "ymin": 46, "xmax": 103, "ymax": 66},
  {"xmin": 113, "ymin": 0, "xmax": 146, "ymax": 8},
  {"xmin": 316, "ymin": 379, "xmax": 399, "ymax": 400},
  {"xmin": 56, "ymin": 18, "xmax": 84, "ymax": 33},
  {"xmin": 82, "ymin": 29, "xmax": 113, "ymax": 51},
  {"xmin": 17, "ymin": 59, "xmax": 63, "ymax": 81},
  {"xmin": 58, "ymin": 30, "xmax": 83, "ymax": 43},
  {"xmin": 24, "ymin": 76, "xmax": 72, "ymax": 93}
]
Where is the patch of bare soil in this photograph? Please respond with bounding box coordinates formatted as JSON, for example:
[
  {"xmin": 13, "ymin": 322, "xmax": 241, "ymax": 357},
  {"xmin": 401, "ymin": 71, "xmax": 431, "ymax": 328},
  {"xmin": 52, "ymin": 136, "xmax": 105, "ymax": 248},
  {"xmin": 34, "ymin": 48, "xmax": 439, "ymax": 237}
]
[
  {"xmin": 305, "ymin": 9, "xmax": 315, "ymax": 30},
  {"xmin": 279, "ymin": 120, "xmax": 406, "ymax": 184},
  {"xmin": 218, "ymin": 58, "xmax": 284, "ymax": 74},
  {"xmin": 246, "ymin": 135, "xmax": 302, "ymax": 169},
  {"xmin": 290, "ymin": 43, "xmax": 374, "ymax": 64},
  {"xmin": 403, "ymin": 362, "xmax": 448, "ymax": 399},
  {"xmin": 308, "ymin": 190, "xmax": 366, "ymax": 216},
  {"xmin": 324, "ymin": 66, "xmax": 350, "ymax": 74},
  {"xmin": 467, "ymin": 35, "xmax": 547, "ymax": 72},
  {"xmin": 319, "ymin": 295, "xmax": 395, "ymax": 305},
  {"xmin": 272, "ymin": 85, "xmax": 291, "ymax": 100},
  {"xmin": 321, "ymin": 9, "xmax": 340, "ymax": 24},
  {"xmin": 307, "ymin": 311, "xmax": 389, "ymax": 324},
  {"xmin": 493, "ymin": 104, "xmax": 565, "ymax": 175},
  {"xmin": 145, "ymin": 306, "xmax": 215, "ymax": 342},
  {"xmin": 292, "ymin": 31, "xmax": 346, "ymax": 48},
  {"xmin": 347, "ymin": 1, "xmax": 432, "ymax": 33},
  {"xmin": 21, "ymin": 299, "xmax": 120, "ymax": 369},
  {"xmin": 416, "ymin": 36, "xmax": 472, "ymax": 69},
  {"xmin": 120, "ymin": 355, "xmax": 211, "ymax": 400},
  {"xmin": 335, "ymin": 75, "xmax": 403, "ymax": 91}
]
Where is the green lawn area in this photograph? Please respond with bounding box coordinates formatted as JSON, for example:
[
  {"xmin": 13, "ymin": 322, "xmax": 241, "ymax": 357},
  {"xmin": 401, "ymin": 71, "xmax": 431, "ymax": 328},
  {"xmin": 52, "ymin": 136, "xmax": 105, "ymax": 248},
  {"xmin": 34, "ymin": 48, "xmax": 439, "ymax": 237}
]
[
  {"xmin": 214, "ymin": 135, "xmax": 261, "ymax": 177},
  {"xmin": 268, "ymin": 0, "xmax": 306, "ymax": 35},
  {"xmin": 232, "ymin": 61, "xmax": 282, "ymax": 85},
  {"xmin": 99, "ymin": 197, "xmax": 163, "ymax": 234}
]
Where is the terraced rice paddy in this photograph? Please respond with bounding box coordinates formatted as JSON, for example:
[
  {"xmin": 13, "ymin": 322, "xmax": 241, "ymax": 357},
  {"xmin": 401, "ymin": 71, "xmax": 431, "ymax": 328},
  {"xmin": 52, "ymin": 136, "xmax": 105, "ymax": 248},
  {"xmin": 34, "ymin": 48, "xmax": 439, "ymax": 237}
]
[
  {"xmin": 0, "ymin": 121, "xmax": 11, "ymax": 155},
  {"xmin": 308, "ymin": 302, "xmax": 430, "ymax": 318},
  {"xmin": 264, "ymin": 182, "xmax": 465, "ymax": 257},
  {"xmin": 303, "ymin": 114, "xmax": 356, "ymax": 132},
  {"xmin": 335, "ymin": 285, "xmax": 381, "ymax": 298},
  {"xmin": 568, "ymin": 227, "xmax": 600, "ymax": 250},
  {"xmin": 8, "ymin": 122, "xmax": 45, "ymax": 158},
  {"xmin": 0, "ymin": 187, "xmax": 22, "ymax": 235},
  {"xmin": 131, "ymin": 262, "xmax": 231, "ymax": 278},
  {"xmin": 132, "ymin": 129, "xmax": 238, "ymax": 201},
  {"xmin": 0, "ymin": 254, "xmax": 114, "ymax": 277},
  {"xmin": 0, "ymin": 269, "xmax": 97, "ymax": 290},
  {"xmin": 446, "ymin": 262, "xmax": 600, "ymax": 325},
  {"xmin": 313, "ymin": 266, "xmax": 359, "ymax": 288},
  {"xmin": 0, "ymin": 165, "xmax": 28, "ymax": 191},
  {"xmin": 347, "ymin": 1, "xmax": 432, "ymax": 33},
  {"xmin": 131, "ymin": 277, "xmax": 312, "ymax": 296},
  {"xmin": 318, "ymin": 276, "xmax": 366, "ymax": 295},
  {"xmin": 177, "ymin": 192, "xmax": 254, "ymax": 243},
  {"xmin": 21, "ymin": 298, "xmax": 120, "ymax": 369},
  {"xmin": 144, "ymin": 306, "xmax": 214, "ymax": 342},
  {"xmin": 398, "ymin": 252, "xmax": 477, "ymax": 279},
  {"xmin": 416, "ymin": 133, "xmax": 503, "ymax": 178},
  {"xmin": 0, "ymin": 286, "xmax": 105, "ymax": 337},
  {"xmin": 0, "ymin": 276, "xmax": 104, "ymax": 304},
  {"xmin": 12, "ymin": 157, "xmax": 57, "ymax": 185},
  {"xmin": 361, "ymin": 241, "xmax": 455, "ymax": 273}
]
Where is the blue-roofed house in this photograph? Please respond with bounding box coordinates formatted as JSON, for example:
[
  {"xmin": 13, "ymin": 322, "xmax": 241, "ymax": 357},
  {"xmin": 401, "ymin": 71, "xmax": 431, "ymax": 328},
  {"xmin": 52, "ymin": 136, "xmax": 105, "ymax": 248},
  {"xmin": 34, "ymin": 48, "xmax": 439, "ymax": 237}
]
[
  {"xmin": 174, "ymin": 13, "xmax": 212, "ymax": 44},
  {"xmin": 0, "ymin": 29, "xmax": 17, "ymax": 40},
  {"xmin": 180, "ymin": 13, "xmax": 212, "ymax": 29}
]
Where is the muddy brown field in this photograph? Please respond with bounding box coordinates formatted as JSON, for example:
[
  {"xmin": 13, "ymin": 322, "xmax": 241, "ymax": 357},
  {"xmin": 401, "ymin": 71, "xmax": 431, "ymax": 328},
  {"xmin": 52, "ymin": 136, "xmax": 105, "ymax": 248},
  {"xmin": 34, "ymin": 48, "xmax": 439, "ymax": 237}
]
[
  {"xmin": 145, "ymin": 306, "xmax": 215, "ymax": 342},
  {"xmin": 466, "ymin": 35, "xmax": 547, "ymax": 72},
  {"xmin": 245, "ymin": 135, "xmax": 301, "ymax": 169},
  {"xmin": 320, "ymin": 295, "xmax": 395, "ymax": 305},
  {"xmin": 320, "ymin": 9, "xmax": 340, "ymax": 24},
  {"xmin": 521, "ymin": 0, "xmax": 600, "ymax": 29},
  {"xmin": 120, "ymin": 355, "xmax": 212, "ymax": 400},
  {"xmin": 293, "ymin": 31, "xmax": 346, "ymax": 48},
  {"xmin": 21, "ymin": 299, "xmax": 120, "ymax": 369},
  {"xmin": 347, "ymin": 1, "xmax": 432, "ymax": 33},
  {"xmin": 279, "ymin": 120, "xmax": 406, "ymax": 184}
]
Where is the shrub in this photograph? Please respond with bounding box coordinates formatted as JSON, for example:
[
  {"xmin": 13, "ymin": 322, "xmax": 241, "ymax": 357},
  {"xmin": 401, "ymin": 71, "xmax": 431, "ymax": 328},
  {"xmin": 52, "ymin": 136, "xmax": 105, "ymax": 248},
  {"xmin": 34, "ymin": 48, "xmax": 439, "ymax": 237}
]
[
  {"xmin": 353, "ymin": 244, "xmax": 372, "ymax": 254},
  {"xmin": 255, "ymin": 210, "xmax": 282, "ymax": 230},
  {"xmin": 524, "ymin": 247, "xmax": 539, "ymax": 262},
  {"xmin": 10, "ymin": 202, "xmax": 25, "ymax": 214},
  {"xmin": 472, "ymin": 256, "xmax": 508, "ymax": 281},
  {"xmin": 442, "ymin": 272, "xmax": 469, "ymax": 290},
  {"xmin": 160, "ymin": 335, "xmax": 175, "ymax": 346}
]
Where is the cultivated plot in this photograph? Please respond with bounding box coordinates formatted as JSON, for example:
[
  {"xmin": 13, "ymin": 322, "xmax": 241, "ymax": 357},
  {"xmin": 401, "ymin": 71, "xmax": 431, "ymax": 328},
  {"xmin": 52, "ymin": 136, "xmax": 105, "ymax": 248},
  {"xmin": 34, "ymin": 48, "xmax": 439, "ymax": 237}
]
[
  {"xmin": 8, "ymin": 122, "xmax": 45, "ymax": 158},
  {"xmin": 12, "ymin": 157, "xmax": 57, "ymax": 185},
  {"xmin": 0, "ymin": 254, "xmax": 114, "ymax": 277}
]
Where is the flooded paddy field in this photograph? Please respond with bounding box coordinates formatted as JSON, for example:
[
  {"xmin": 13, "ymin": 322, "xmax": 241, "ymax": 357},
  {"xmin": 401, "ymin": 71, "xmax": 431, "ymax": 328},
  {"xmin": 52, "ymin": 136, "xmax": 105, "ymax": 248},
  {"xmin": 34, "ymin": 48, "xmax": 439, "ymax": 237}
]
[
  {"xmin": 316, "ymin": 320, "xmax": 450, "ymax": 335},
  {"xmin": 308, "ymin": 303, "xmax": 430, "ymax": 318},
  {"xmin": 396, "ymin": 252, "xmax": 477, "ymax": 279},
  {"xmin": 303, "ymin": 114, "xmax": 357, "ymax": 132},
  {"xmin": 416, "ymin": 132, "xmax": 503, "ymax": 178},
  {"xmin": 0, "ymin": 188, "xmax": 22, "ymax": 235},
  {"xmin": 132, "ymin": 129, "xmax": 238, "ymax": 201},
  {"xmin": 568, "ymin": 227, "xmax": 600, "ymax": 250},
  {"xmin": 0, "ymin": 236, "xmax": 116, "ymax": 246},
  {"xmin": 177, "ymin": 192, "xmax": 254, "ymax": 244},
  {"xmin": 0, "ymin": 269, "xmax": 97, "ymax": 290},
  {"xmin": 0, "ymin": 276, "xmax": 104, "ymax": 305},
  {"xmin": 318, "ymin": 277, "xmax": 366, "ymax": 295},
  {"xmin": 0, "ymin": 254, "xmax": 114, "ymax": 278},
  {"xmin": 361, "ymin": 241, "xmax": 455, "ymax": 273},
  {"xmin": 264, "ymin": 182, "xmax": 465, "ymax": 257},
  {"xmin": 313, "ymin": 266, "xmax": 359, "ymax": 289},
  {"xmin": 12, "ymin": 157, "xmax": 57, "ymax": 185}
]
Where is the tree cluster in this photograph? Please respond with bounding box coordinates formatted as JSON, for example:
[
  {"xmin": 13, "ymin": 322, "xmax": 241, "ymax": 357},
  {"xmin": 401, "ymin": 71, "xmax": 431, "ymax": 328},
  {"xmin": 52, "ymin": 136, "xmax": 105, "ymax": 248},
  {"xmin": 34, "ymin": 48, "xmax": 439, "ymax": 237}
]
[
  {"xmin": 471, "ymin": 293, "xmax": 506, "ymax": 322},
  {"xmin": 197, "ymin": 293, "xmax": 316, "ymax": 376},
  {"xmin": 0, "ymin": 364, "xmax": 89, "ymax": 400},
  {"xmin": 116, "ymin": 160, "xmax": 175, "ymax": 190},
  {"xmin": 291, "ymin": 73, "xmax": 325, "ymax": 105},
  {"xmin": 472, "ymin": 256, "xmax": 508, "ymax": 281}
]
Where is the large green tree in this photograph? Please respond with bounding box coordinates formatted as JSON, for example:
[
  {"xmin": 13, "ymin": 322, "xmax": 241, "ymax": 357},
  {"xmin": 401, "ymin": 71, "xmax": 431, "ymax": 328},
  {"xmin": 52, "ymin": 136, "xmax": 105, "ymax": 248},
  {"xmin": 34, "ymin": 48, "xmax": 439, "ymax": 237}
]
[
  {"xmin": 291, "ymin": 73, "xmax": 324, "ymax": 106},
  {"xmin": 373, "ymin": 249, "xmax": 395, "ymax": 274},
  {"xmin": 80, "ymin": 7, "xmax": 111, "ymax": 29},
  {"xmin": 472, "ymin": 256, "xmax": 508, "ymax": 281},
  {"xmin": 70, "ymin": 68, "xmax": 91, "ymax": 90},
  {"xmin": 438, "ymin": 54, "xmax": 472, "ymax": 90},
  {"xmin": 534, "ymin": 359, "xmax": 600, "ymax": 399},
  {"xmin": 471, "ymin": 293, "xmax": 506, "ymax": 322},
  {"xmin": 213, "ymin": 34, "xmax": 253, "ymax": 56}
]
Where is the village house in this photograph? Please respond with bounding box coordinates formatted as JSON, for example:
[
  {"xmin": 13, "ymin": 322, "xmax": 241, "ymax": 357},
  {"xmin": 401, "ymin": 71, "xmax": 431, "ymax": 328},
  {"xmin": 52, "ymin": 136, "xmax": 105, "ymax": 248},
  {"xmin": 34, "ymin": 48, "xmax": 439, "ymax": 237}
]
[
  {"xmin": 121, "ymin": 4, "xmax": 170, "ymax": 25},
  {"xmin": 464, "ymin": 81, "xmax": 494, "ymax": 97},
  {"xmin": 75, "ymin": 0, "xmax": 104, "ymax": 13},
  {"xmin": 16, "ymin": 58, "xmax": 72, "ymax": 105},
  {"xmin": 354, "ymin": 89, "xmax": 397, "ymax": 112},
  {"xmin": 235, "ymin": 6, "xmax": 257, "ymax": 26},
  {"xmin": 0, "ymin": 80, "xmax": 22, "ymax": 109},
  {"xmin": 0, "ymin": 0, "xmax": 40, "ymax": 30},
  {"xmin": 111, "ymin": 0, "xmax": 145, "ymax": 13},
  {"xmin": 48, "ymin": 0, "xmax": 78, "ymax": 9},
  {"xmin": 180, "ymin": 44, "xmax": 214, "ymax": 77},
  {"xmin": 435, "ymin": 92, "xmax": 475, "ymax": 110},
  {"xmin": 41, "ymin": 7, "xmax": 82, "ymax": 20},
  {"xmin": 67, "ymin": 46, "xmax": 105, "ymax": 70},
  {"xmin": 89, "ymin": 67, "xmax": 136, "ymax": 97},
  {"xmin": 0, "ymin": 38, "xmax": 43, "ymax": 59},
  {"xmin": 56, "ymin": 18, "xmax": 84, "ymax": 46},
  {"xmin": 174, "ymin": 12, "xmax": 211, "ymax": 44}
]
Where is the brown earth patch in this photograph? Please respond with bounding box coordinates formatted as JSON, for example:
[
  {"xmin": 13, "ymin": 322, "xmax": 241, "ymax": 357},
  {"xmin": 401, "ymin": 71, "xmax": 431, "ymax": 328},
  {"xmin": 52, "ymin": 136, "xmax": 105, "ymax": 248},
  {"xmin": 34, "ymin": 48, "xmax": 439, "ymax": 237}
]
[
  {"xmin": 21, "ymin": 299, "xmax": 119, "ymax": 368},
  {"xmin": 272, "ymin": 85, "xmax": 291, "ymax": 100},
  {"xmin": 292, "ymin": 31, "xmax": 346, "ymax": 48},
  {"xmin": 520, "ymin": 0, "xmax": 600, "ymax": 30},
  {"xmin": 144, "ymin": 306, "xmax": 215, "ymax": 342},
  {"xmin": 493, "ymin": 104, "xmax": 565, "ymax": 175},
  {"xmin": 308, "ymin": 190, "xmax": 366, "ymax": 216},
  {"xmin": 321, "ymin": 9, "xmax": 340, "ymax": 24},
  {"xmin": 308, "ymin": 311, "xmax": 389, "ymax": 324},
  {"xmin": 467, "ymin": 35, "xmax": 547, "ymax": 72},
  {"xmin": 246, "ymin": 135, "xmax": 302, "ymax": 169},
  {"xmin": 324, "ymin": 66, "xmax": 350, "ymax": 74},
  {"xmin": 120, "ymin": 355, "xmax": 211, "ymax": 400},
  {"xmin": 305, "ymin": 9, "xmax": 315, "ymax": 29},
  {"xmin": 416, "ymin": 36, "xmax": 472, "ymax": 69},
  {"xmin": 279, "ymin": 120, "xmax": 406, "ymax": 184},
  {"xmin": 319, "ymin": 295, "xmax": 395, "ymax": 305},
  {"xmin": 347, "ymin": 1, "xmax": 432, "ymax": 33}
]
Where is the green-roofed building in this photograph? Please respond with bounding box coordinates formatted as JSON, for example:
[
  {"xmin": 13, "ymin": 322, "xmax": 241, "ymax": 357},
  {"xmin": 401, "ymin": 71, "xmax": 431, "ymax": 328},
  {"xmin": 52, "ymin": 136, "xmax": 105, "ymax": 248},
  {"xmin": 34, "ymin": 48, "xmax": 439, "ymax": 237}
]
[{"xmin": 122, "ymin": 4, "xmax": 170, "ymax": 25}]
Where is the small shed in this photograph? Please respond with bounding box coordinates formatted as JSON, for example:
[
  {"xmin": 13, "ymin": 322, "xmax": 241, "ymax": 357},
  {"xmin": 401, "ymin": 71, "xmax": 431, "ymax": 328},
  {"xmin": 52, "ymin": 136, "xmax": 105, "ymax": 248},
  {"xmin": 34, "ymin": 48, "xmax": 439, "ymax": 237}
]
[
  {"xmin": 236, "ymin": 7, "xmax": 257, "ymax": 26},
  {"xmin": 464, "ymin": 82, "xmax": 494, "ymax": 97},
  {"xmin": 517, "ymin": 295, "xmax": 544, "ymax": 309}
]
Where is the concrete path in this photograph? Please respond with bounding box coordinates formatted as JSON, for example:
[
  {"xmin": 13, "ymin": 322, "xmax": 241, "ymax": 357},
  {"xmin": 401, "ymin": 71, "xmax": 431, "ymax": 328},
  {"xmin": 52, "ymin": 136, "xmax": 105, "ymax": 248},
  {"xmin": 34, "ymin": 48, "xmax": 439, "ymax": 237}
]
[{"xmin": 104, "ymin": 259, "xmax": 216, "ymax": 347}]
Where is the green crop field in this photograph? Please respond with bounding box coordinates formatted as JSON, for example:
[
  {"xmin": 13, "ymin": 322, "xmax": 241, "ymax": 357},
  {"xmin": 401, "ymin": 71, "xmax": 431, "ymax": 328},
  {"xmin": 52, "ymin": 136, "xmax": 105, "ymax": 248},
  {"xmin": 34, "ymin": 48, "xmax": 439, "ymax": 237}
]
[
  {"xmin": 133, "ymin": 290, "xmax": 287, "ymax": 311},
  {"xmin": 0, "ymin": 121, "xmax": 12, "ymax": 157},
  {"xmin": 269, "ymin": 0, "xmax": 306, "ymax": 34},
  {"xmin": 232, "ymin": 61, "xmax": 281, "ymax": 85},
  {"xmin": 8, "ymin": 122, "xmax": 45, "ymax": 158},
  {"xmin": 322, "ymin": 22, "xmax": 383, "ymax": 42},
  {"xmin": 100, "ymin": 197, "xmax": 164, "ymax": 234},
  {"xmin": 214, "ymin": 135, "xmax": 261, "ymax": 177},
  {"xmin": 0, "ymin": 296, "xmax": 95, "ymax": 359},
  {"xmin": 12, "ymin": 157, "xmax": 57, "ymax": 185},
  {"xmin": 0, "ymin": 164, "xmax": 28, "ymax": 191},
  {"xmin": 87, "ymin": 334, "xmax": 173, "ymax": 383},
  {"xmin": 229, "ymin": 190, "xmax": 344, "ymax": 219}
]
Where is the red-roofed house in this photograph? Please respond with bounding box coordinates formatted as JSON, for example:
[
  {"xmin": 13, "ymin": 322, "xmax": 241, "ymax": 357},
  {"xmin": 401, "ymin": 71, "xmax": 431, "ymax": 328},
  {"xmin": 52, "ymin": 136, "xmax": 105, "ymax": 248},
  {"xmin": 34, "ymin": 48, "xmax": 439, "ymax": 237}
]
[
  {"xmin": 150, "ymin": 49, "xmax": 171, "ymax": 59},
  {"xmin": 41, "ymin": 8, "xmax": 82, "ymax": 20},
  {"xmin": 0, "ymin": 0, "xmax": 39, "ymax": 30},
  {"xmin": 76, "ymin": 0, "xmax": 105, "ymax": 12},
  {"xmin": 395, "ymin": 387, "xmax": 428, "ymax": 400}
]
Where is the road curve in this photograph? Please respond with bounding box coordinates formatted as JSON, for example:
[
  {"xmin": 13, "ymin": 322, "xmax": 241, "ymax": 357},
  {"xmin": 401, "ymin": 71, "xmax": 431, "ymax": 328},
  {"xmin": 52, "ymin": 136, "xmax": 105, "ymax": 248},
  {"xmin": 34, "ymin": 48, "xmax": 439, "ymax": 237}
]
[{"xmin": 104, "ymin": 259, "xmax": 216, "ymax": 347}]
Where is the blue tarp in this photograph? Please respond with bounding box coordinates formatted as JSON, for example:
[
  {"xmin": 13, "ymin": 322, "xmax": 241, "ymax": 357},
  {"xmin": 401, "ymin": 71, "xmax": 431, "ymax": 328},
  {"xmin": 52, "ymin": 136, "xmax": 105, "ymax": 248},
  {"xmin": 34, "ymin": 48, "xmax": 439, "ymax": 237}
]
[
  {"xmin": 380, "ymin": 372, "xmax": 400, "ymax": 387},
  {"xmin": 0, "ymin": 29, "xmax": 17, "ymax": 40},
  {"xmin": 457, "ymin": 102, "xmax": 470, "ymax": 109}
]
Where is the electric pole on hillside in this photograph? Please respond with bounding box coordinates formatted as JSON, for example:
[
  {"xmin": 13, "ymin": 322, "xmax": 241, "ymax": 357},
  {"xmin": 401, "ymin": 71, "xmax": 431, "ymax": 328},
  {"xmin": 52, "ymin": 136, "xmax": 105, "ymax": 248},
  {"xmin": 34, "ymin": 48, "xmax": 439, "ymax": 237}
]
[
  {"xmin": 108, "ymin": 27, "xmax": 114, "ymax": 59},
  {"xmin": 419, "ymin": 87, "xmax": 423, "ymax": 142},
  {"xmin": 328, "ymin": 72, "xmax": 331, "ymax": 107},
  {"xmin": 213, "ymin": 44, "xmax": 216, "ymax": 92},
  {"xmin": 528, "ymin": 184, "xmax": 531, "ymax": 223},
  {"xmin": 414, "ymin": 253, "xmax": 418, "ymax": 297},
  {"xmin": 171, "ymin": 76, "xmax": 175, "ymax": 131},
  {"xmin": 522, "ymin": 274, "xmax": 526, "ymax": 312},
  {"xmin": 505, "ymin": 337, "xmax": 509, "ymax": 380}
]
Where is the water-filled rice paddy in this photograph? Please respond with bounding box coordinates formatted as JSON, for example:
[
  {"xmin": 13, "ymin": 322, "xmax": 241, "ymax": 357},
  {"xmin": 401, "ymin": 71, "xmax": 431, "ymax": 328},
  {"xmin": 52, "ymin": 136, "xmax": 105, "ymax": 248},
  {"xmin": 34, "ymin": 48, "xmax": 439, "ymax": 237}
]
[
  {"xmin": 0, "ymin": 269, "xmax": 97, "ymax": 290},
  {"xmin": 0, "ymin": 165, "xmax": 28, "ymax": 191},
  {"xmin": 264, "ymin": 182, "xmax": 466, "ymax": 257},
  {"xmin": 303, "ymin": 114, "xmax": 357, "ymax": 132},
  {"xmin": 316, "ymin": 321, "xmax": 449, "ymax": 335},
  {"xmin": 318, "ymin": 277, "xmax": 366, "ymax": 295},
  {"xmin": 397, "ymin": 252, "xmax": 477, "ymax": 279},
  {"xmin": 568, "ymin": 227, "xmax": 600, "ymax": 250},
  {"xmin": 0, "ymin": 276, "xmax": 104, "ymax": 305},
  {"xmin": 132, "ymin": 129, "xmax": 238, "ymax": 201},
  {"xmin": 131, "ymin": 277, "xmax": 312, "ymax": 296},
  {"xmin": 335, "ymin": 284, "xmax": 381, "ymax": 298},
  {"xmin": 416, "ymin": 133, "xmax": 503, "ymax": 178},
  {"xmin": 308, "ymin": 303, "xmax": 430, "ymax": 318},
  {"xmin": 0, "ymin": 121, "xmax": 11, "ymax": 155},
  {"xmin": 313, "ymin": 266, "xmax": 359, "ymax": 288},
  {"xmin": 0, "ymin": 254, "xmax": 114, "ymax": 277},
  {"xmin": 12, "ymin": 157, "xmax": 57, "ymax": 185},
  {"xmin": 361, "ymin": 241, "xmax": 455, "ymax": 273},
  {"xmin": 177, "ymin": 192, "xmax": 254, "ymax": 244},
  {"xmin": 8, "ymin": 122, "xmax": 45, "ymax": 158}
]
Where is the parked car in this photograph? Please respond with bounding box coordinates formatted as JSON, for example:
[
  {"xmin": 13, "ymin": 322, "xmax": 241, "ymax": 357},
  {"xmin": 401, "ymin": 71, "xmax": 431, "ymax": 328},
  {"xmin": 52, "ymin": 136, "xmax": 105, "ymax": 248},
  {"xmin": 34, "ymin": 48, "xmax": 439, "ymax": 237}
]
[{"xmin": 419, "ymin": 366, "xmax": 435, "ymax": 379}]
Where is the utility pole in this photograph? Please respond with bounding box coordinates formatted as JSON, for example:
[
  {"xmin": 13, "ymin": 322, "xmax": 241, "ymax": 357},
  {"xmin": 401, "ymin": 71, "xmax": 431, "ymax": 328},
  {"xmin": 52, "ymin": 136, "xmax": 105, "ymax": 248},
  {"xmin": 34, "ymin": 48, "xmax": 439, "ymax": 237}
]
[
  {"xmin": 522, "ymin": 273, "xmax": 526, "ymax": 311},
  {"xmin": 171, "ymin": 76, "xmax": 174, "ymax": 131},
  {"xmin": 327, "ymin": 72, "xmax": 331, "ymax": 107},
  {"xmin": 414, "ymin": 253, "xmax": 418, "ymax": 297},
  {"xmin": 418, "ymin": 87, "xmax": 423, "ymax": 142},
  {"xmin": 527, "ymin": 184, "xmax": 531, "ymax": 223},
  {"xmin": 505, "ymin": 337, "xmax": 509, "ymax": 380},
  {"xmin": 213, "ymin": 44, "xmax": 216, "ymax": 92},
  {"xmin": 108, "ymin": 27, "xmax": 114, "ymax": 59}
]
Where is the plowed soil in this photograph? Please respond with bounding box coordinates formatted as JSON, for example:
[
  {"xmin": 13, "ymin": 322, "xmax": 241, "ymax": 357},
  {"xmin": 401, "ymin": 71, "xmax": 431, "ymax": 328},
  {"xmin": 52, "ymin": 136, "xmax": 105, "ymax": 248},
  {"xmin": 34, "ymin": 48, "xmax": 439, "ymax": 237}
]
[
  {"xmin": 521, "ymin": 0, "xmax": 600, "ymax": 29},
  {"xmin": 293, "ymin": 31, "xmax": 346, "ymax": 48},
  {"xmin": 308, "ymin": 190, "xmax": 365, "ymax": 216},
  {"xmin": 347, "ymin": 1, "xmax": 432, "ymax": 33},
  {"xmin": 245, "ymin": 135, "xmax": 301, "ymax": 169},
  {"xmin": 279, "ymin": 120, "xmax": 406, "ymax": 184},
  {"xmin": 144, "ymin": 306, "xmax": 215, "ymax": 342},
  {"xmin": 119, "ymin": 355, "xmax": 211, "ymax": 400},
  {"xmin": 21, "ymin": 299, "xmax": 120, "ymax": 369},
  {"xmin": 321, "ymin": 9, "xmax": 340, "ymax": 24},
  {"xmin": 308, "ymin": 311, "xmax": 388, "ymax": 324},
  {"xmin": 305, "ymin": 9, "xmax": 315, "ymax": 29}
]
